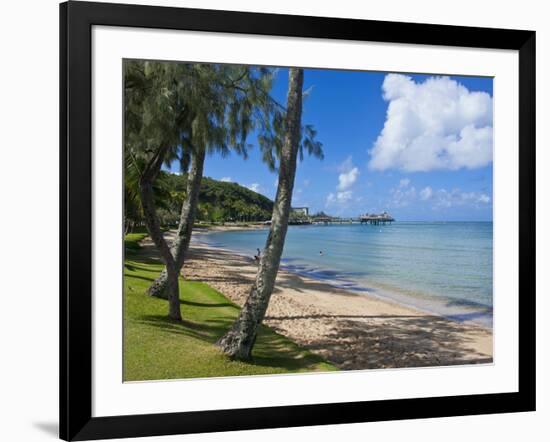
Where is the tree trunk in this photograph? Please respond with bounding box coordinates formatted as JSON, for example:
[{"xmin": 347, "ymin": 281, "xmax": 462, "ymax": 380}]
[
  {"xmin": 138, "ymin": 145, "xmax": 182, "ymax": 321},
  {"xmin": 147, "ymin": 147, "xmax": 206, "ymax": 298},
  {"xmin": 217, "ymin": 68, "xmax": 304, "ymax": 360}
]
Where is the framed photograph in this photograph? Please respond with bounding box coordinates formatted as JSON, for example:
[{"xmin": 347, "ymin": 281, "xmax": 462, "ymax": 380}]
[{"xmin": 60, "ymin": 1, "xmax": 535, "ymax": 440}]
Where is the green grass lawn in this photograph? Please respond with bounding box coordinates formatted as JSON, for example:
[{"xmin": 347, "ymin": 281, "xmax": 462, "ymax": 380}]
[{"xmin": 124, "ymin": 233, "xmax": 336, "ymax": 381}]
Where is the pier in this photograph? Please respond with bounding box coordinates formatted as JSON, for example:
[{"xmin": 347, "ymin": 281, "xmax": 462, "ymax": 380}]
[
  {"xmin": 359, "ymin": 212, "xmax": 395, "ymax": 225},
  {"xmin": 308, "ymin": 211, "xmax": 395, "ymax": 225}
]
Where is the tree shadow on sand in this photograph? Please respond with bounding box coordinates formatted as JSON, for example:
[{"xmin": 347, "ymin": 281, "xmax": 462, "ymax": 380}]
[{"xmin": 265, "ymin": 313, "xmax": 492, "ymax": 370}]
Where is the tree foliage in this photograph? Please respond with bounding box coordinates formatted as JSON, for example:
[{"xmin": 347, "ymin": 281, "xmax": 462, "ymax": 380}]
[
  {"xmin": 124, "ymin": 60, "xmax": 283, "ymax": 228},
  {"xmin": 123, "ymin": 61, "xmax": 324, "ymax": 316},
  {"xmin": 161, "ymin": 173, "xmax": 274, "ymax": 224}
]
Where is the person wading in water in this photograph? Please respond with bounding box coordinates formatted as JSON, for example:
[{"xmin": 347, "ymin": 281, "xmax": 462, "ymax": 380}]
[{"xmin": 254, "ymin": 248, "xmax": 261, "ymax": 263}]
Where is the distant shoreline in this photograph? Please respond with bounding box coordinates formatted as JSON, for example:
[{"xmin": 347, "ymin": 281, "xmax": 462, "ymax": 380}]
[
  {"xmin": 193, "ymin": 223, "xmax": 269, "ymax": 233},
  {"xmin": 191, "ymin": 221, "xmax": 494, "ymax": 235}
]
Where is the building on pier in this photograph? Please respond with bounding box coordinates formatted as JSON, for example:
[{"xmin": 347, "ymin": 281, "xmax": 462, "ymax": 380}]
[{"xmin": 359, "ymin": 211, "xmax": 395, "ymax": 225}]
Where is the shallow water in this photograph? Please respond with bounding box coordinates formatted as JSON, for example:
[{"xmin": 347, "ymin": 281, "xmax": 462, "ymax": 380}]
[{"xmin": 198, "ymin": 222, "xmax": 493, "ymax": 328}]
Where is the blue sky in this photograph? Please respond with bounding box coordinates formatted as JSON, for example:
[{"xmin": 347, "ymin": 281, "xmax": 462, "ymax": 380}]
[{"xmin": 169, "ymin": 68, "xmax": 493, "ymax": 221}]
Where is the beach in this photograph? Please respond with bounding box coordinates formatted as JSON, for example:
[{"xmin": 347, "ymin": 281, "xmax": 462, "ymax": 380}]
[{"xmin": 182, "ymin": 227, "xmax": 493, "ymax": 370}]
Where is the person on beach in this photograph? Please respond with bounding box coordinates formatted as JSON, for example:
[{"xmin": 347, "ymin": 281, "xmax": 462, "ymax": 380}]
[{"xmin": 254, "ymin": 248, "xmax": 261, "ymax": 263}]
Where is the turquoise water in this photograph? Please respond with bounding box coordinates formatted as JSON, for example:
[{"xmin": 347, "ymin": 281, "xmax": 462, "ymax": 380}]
[{"xmin": 197, "ymin": 222, "xmax": 493, "ymax": 327}]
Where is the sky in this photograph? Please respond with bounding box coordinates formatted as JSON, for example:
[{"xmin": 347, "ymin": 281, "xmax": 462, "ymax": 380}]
[{"xmin": 168, "ymin": 67, "xmax": 494, "ymax": 221}]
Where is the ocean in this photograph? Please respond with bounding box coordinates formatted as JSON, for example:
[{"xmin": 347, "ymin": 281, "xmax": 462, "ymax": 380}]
[{"xmin": 197, "ymin": 222, "xmax": 493, "ymax": 328}]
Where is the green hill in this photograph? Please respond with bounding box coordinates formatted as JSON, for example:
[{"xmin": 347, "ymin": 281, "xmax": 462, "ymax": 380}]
[{"xmin": 162, "ymin": 173, "xmax": 273, "ymax": 223}]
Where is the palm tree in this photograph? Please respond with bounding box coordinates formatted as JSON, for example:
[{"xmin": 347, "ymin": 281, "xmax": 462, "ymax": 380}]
[{"xmin": 217, "ymin": 68, "xmax": 306, "ymax": 360}]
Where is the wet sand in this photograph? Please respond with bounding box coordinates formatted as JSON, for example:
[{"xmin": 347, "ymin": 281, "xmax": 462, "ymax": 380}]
[{"xmin": 182, "ymin": 236, "xmax": 493, "ymax": 370}]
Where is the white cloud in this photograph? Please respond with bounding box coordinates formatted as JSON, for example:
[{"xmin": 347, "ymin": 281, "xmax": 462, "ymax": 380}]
[
  {"xmin": 326, "ymin": 191, "xmax": 353, "ymax": 206},
  {"xmin": 338, "ymin": 167, "xmax": 359, "ymax": 191},
  {"xmin": 432, "ymin": 189, "xmax": 491, "ymax": 209},
  {"xmin": 369, "ymin": 74, "xmax": 493, "ymax": 172},
  {"xmin": 336, "ymin": 156, "xmax": 360, "ymax": 191},
  {"xmin": 477, "ymin": 194, "xmax": 491, "ymax": 204},
  {"xmin": 220, "ymin": 176, "xmax": 232, "ymax": 182},
  {"xmin": 389, "ymin": 185, "xmax": 417, "ymax": 208},
  {"xmin": 247, "ymin": 183, "xmax": 261, "ymax": 193},
  {"xmin": 326, "ymin": 157, "xmax": 361, "ymax": 209},
  {"xmin": 387, "ymin": 178, "xmax": 417, "ymax": 207},
  {"xmin": 420, "ymin": 186, "xmax": 433, "ymax": 200},
  {"xmin": 338, "ymin": 156, "xmax": 354, "ymax": 173},
  {"xmin": 337, "ymin": 191, "xmax": 352, "ymax": 202},
  {"xmin": 386, "ymin": 180, "xmax": 490, "ymax": 210}
]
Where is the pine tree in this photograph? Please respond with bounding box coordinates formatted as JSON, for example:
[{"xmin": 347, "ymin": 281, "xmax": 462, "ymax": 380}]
[
  {"xmin": 145, "ymin": 64, "xmax": 280, "ymax": 299},
  {"xmin": 217, "ymin": 68, "xmax": 307, "ymax": 359}
]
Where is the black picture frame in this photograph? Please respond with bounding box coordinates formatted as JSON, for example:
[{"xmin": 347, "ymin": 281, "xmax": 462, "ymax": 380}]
[{"xmin": 60, "ymin": 1, "xmax": 536, "ymax": 440}]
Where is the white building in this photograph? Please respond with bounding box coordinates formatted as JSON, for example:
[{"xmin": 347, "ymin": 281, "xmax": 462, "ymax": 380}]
[{"xmin": 291, "ymin": 207, "xmax": 309, "ymax": 217}]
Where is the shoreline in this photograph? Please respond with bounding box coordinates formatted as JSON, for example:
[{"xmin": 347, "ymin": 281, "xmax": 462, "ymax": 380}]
[
  {"xmin": 182, "ymin": 235, "xmax": 493, "ymax": 370},
  {"xmin": 193, "ymin": 223, "xmax": 269, "ymax": 233},
  {"xmin": 192, "ymin": 226, "xmax": 493, "ymax": 330}
]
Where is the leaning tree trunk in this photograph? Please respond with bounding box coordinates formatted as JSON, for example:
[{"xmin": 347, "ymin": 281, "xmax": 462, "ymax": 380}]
[
  {"xmin": 147, "ymin": 147, "xmax": 206, "ymax": 298},
  {"xmin": 138, "ymin": 146, "xmax": 182, "ymax": 321},
  {"xmin": 217, "ymin": 68, "xmax": 304, "ymax": 360}
]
